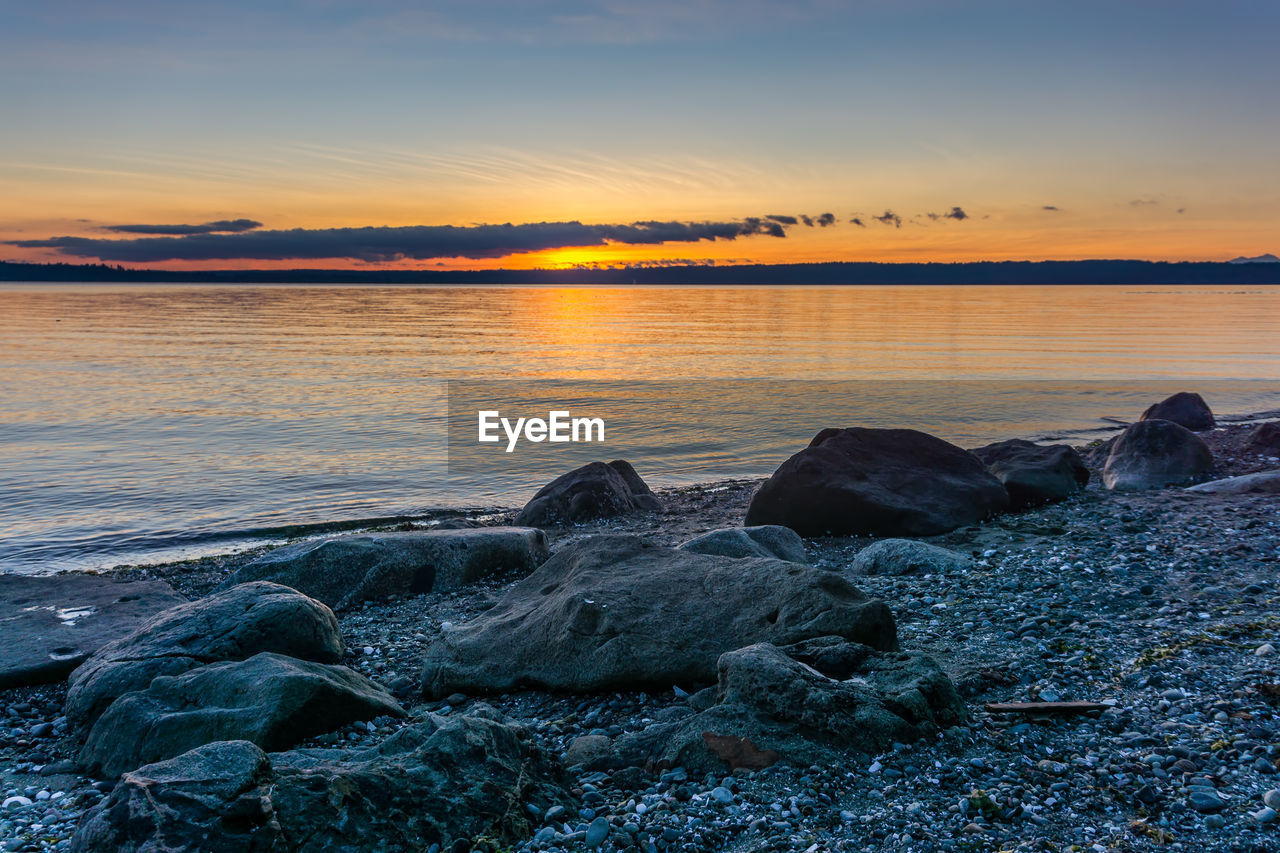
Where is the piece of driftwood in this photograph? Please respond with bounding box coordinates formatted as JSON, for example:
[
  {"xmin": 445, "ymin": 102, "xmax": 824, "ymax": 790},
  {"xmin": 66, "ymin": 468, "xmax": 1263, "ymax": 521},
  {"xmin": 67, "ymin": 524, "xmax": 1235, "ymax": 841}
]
[{"xmin": 985, "ymin": 701, "xmax": 1109, "ymax": 714}]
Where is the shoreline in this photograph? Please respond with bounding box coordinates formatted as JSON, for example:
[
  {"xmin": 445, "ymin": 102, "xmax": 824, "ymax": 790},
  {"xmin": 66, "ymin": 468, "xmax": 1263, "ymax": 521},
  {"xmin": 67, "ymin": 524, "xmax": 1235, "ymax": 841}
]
[{"xmin": 3, "ymin": 418, "xmax": 1280, "ymax": 851}]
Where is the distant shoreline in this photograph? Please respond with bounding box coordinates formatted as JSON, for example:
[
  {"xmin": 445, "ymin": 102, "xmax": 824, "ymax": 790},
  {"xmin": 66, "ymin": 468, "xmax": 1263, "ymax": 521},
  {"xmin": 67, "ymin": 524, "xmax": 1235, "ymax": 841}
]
[{"xmin": 4, "ymin": 258, "xmax": 1280, "ymax": 286}]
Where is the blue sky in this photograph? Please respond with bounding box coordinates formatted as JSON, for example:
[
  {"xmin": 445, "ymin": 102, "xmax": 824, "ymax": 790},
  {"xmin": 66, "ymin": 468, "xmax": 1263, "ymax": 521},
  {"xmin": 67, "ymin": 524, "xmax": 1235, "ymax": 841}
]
[{"xmin": 2, "ymin": 1, "xmax": 1277, "ymax": 266}]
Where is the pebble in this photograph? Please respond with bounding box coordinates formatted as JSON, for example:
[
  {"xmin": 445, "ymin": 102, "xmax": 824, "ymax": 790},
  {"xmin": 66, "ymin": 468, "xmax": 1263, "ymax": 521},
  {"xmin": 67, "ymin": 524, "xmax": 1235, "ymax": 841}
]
[{"xmin": 584, "ymin": 815, "xmax": 610, "ymax": 848}]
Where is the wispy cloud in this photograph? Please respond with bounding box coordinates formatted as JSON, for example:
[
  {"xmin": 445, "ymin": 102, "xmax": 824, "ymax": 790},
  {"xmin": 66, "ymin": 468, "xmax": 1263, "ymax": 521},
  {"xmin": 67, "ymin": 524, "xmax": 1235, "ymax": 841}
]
[
  {"xmin": 925, "ymin": 206, "xmax": 968, "ymax": 222},
  {"xmin": 873, "ymin": 210, "xmax": 902, "ymax": 228},
  {"xmin": 104, "ymin": 219, "xmax": 262, "ymax": 236}
]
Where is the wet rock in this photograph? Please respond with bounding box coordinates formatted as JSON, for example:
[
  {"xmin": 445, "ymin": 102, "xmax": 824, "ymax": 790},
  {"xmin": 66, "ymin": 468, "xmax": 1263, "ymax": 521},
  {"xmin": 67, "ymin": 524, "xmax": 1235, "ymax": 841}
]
[
  {"xmin": 1102, "ymin": 420, "xmax": 1213, "ymax": 490},
  {"xmin": 1140, "ymin": 391, "xmax": 1215, "ymax": 430},
  {"xmin": 615, "ymin": 638, "xmax": 964, "ymax": 773},
  {"xmin": 72, "ymin": 709, "xmax": 567, "ymax": 852},
  {"xmin": 0, "ymin": 574, "xmax": 185, "ymax": 689},
  {"xmin": 970, "ymin": 439, "xmax": 1089, "ymax": 509},
  {"xmin": 565, "ymin": 734, "xmax": 619, "ymax": 770},
  {"xmin": 79, "ymin": 652, "xmax": 403, "ymax": 777},
  {"xmin": 221, "ymin": 527, "xmax": 549, "ymax": 610},
  {"xmin": 1246, "ymin": 421, "xmax": 1280, "ymax": 455},
  {"xmin": 1184, "ymin": 469, "xmax": 1280, "ymax": 495},
  {"xmin": 65, "ymin": 581, "xmax": 343, "ymax": 735},
  {"xmin": 421, "ymin": 535, "xmax": 896, "ymax": 697},
  {"xmin": 849, "ymin": 539, "xmax": 972, "ymax": 576},
  {"xmin": 515, "ymin": 460, "xmax": 661, "ymax": 527},
  {"xmin": 677, "ymin": 525, "xmax": 807, "ymax": 562},
  {"xmin": 745, "ymin": 428, "xmax": 1008, "ymax": 536}
]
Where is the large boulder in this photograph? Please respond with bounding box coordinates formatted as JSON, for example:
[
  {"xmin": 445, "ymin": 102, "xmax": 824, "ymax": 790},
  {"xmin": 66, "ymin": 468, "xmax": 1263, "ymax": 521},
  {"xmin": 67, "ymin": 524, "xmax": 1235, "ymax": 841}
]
[
  {"xmin": 677, "ymin": 525, "xmax": 807, "ymax": 563},
  {"xmin": 1184, "ymin": 469, "xmax": 1280, "ymax": 495},
  {"xmin": 1247, "ymin": 422, "xmax": 1280, "ymax": 456},
  {"xmin": 850, "ymin": 539, "xmax": 972, "ymax": 576},
  {"xmin": 1102, "ymin": 420, "xmax": 1214, "ymax": 490},
  {"xmin": 615, "ymin": 638, "xmax": 965, "ymax": 773},
  {"xmin": 219, "ymin": 527, "xmax": 549, "ymax": 610},
  {"xmin": 1140, "ymin": 392, "xmax": 1215, "ymax": 431},
  {"xmin": 0, "ymin": 574, "xmax": 185, "ymax": 690},
  {"xmin": 65, "ymin": 582, "xmax": 342, "ymax": 735},
  {"xmin": 72, "ymin": 709, "xmax": 569, "ymax": 853},
  {"xmin": 79, "ymin": 652, "xmax": 404, "ymax": 778},
  {"xmin": 970, "ymin": 439, "xmax": 1089, "ymax": 509},
  {"xmin": 514, "ymin": 460, "xmax": 661, "ymax": 527},
  {"xmin": 745, "ymin": 428, "xmax": 1009, "ymax": 537},
  {"xmin": 421, "ymin": 535, "xmax": 896, "ymax": 698}
]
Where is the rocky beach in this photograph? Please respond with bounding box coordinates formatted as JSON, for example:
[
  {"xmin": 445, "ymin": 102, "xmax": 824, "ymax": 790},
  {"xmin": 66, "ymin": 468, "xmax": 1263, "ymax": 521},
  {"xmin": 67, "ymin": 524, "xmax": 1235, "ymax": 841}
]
[{"xmin": 2, "ymin": 398, "xmax": 1280, "ymax": 853}]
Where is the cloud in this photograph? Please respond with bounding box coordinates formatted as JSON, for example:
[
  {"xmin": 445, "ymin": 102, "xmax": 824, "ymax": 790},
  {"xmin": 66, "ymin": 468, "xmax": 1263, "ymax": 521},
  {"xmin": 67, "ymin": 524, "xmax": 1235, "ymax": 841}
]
[
  {"xmin": 1042, "ymin": 205, "xmax": 1060, "ymax": 211},
  {"xmin": 872, "ymin": 210, "xmax": 902, "ymax": 228},
  {"xmin": 104, "ymin": 218, "xmax": 263, "ymax": 235},
  {"xmin": 1129, "ymin": 198, "xmax": 1159, "ymax": 207},
  {"xmin": 816, "ymin": 212, "xmax": 835, "ymax": 227},
  {"xmin": 926, "ymin": 206, "xmax": 968, "ymax": 222},
  {"xmin": 11, "ymin": 217, "xmax": 791, "ymax": 263},
  {"xmin": 766, "ymin": 214, "xmax": 798, "ymax": 225},
  {"xmin": 849, "ymin": 217, "xmax": 865, "ymax": 227},
  {"xmin": 800, "ymin": 214, "xmax": 814, "ymax": 226}
]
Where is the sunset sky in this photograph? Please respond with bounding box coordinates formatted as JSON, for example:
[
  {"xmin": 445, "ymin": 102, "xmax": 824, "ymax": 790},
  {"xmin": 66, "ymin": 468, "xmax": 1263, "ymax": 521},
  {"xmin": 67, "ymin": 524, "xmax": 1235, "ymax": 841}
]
[{"xmin": 2, "ymin": 0, "xmax": 1277, "ymax": 270}]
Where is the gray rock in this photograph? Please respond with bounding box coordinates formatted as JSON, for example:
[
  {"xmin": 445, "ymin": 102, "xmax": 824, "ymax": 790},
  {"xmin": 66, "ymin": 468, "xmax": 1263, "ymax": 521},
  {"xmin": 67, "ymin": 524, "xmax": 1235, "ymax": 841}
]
[
  {"xmin": 850, "ymin": 539, "xmax": 972, "ymax": 576},
  {"xmin": 0, "ymin": 574, "xmax": 185, "ymax": 689},
  {"xmin": 1140, "ymin": 391, "xmax": 1215, "ymax": 431},
  {"xmin": 1265, "ymin": 789, "xmax": 1280, "ymax": 810},
  {"xmin": 1184, "ymin": 469, "xmax": 1280, "ymax": 495},
  {"xmin": 514, "ymin": 461, "xmax": 661, "ymax": 527},
  {"xmin": 221, "ymin": 527, "xmax": 549, "ymax": 610},
  {"xmin": 1102, "ymin": 420, "xmax": 1213, "ymax": 490},
  {"xmin": 72, "ymin": 709, "xmax": 568, "ymax": 852},
  {"xmin": 615, "ymin": 638, "xmax": 965, "ymax": 773},
  {"xmin": 585, "ymin": 815, "xmax": 610, "ymax": 848},
  {"xmin": 677, "ymin": 525, "xmax": 807, "ymax": 562},
  {"xmin": 65, "ymin": 581, "xmax": 343, "ymax": 735},
  {"xmin": 565, "ymin": 734, "xmax": 618, "ymax": 770},
  {"xmin": 745, "ymin": 428, "xmax": 1009, "ymax": 537},
  {"xmin": 79, "ymin": 652, "xmax": 404, "ymax": 777},
  {"xmin": 970, "ymin": 439, "xmax": 1089, "ymax": 509},
  {"xmin": 421, "ymin": 535, "xmax": 896, "ymax": 697}
]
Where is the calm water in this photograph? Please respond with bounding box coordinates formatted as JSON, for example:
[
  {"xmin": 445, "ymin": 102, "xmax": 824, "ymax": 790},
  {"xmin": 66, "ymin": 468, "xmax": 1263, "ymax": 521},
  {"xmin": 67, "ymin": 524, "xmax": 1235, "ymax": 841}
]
[{"xmin": 2, "ymin": 283, "xmax": 1279, "ymax": 574}]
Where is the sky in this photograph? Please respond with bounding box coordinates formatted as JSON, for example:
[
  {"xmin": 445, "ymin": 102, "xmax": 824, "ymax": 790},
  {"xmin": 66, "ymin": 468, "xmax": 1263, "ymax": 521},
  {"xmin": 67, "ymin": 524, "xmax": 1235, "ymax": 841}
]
[{"xmin": 2, "ymin": 0, "xmax": 1278, "ymax": 270}]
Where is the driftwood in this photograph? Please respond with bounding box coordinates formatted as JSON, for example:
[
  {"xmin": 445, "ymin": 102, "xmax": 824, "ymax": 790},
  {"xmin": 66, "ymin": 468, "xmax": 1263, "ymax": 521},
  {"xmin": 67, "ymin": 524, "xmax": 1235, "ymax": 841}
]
[{"xmin": 984, "ymin": 701, "xmax": 1109, "ymax": 715}]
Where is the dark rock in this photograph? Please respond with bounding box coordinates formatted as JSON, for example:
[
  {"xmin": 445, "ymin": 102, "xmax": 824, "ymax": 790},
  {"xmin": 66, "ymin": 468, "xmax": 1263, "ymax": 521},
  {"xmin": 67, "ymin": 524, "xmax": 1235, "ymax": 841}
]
[
  {"xmin": 850, "ymin": 539, "xmax": 972, "ymax": 576},
  {"xmin": 72, "ymin": 709, "xmax": 568, "ymax": 852},
  {"xmin": 65, "ymin": 581, "xmax": 343, "ymax": 735},
  {"xmin": 677, "ymin": 525, "xmax": 807, "ymax": 562},
  {"xmin": 744, "ymin": 428, "xmax": 1009, "ymax": 537},
  {"xmin": 514, "ymin": 461, "xmax": 661, "ymax": 527},
  {"xmin": 0, "ymin": 574, "xmax": 185, "ymax": 690},
  {"xmin": 615, "ymin": 638, "xmax": 965, "ymax": 773},
  {"xmin": 1184, "ymin": 469, "xmax": 1280, "ymax": 495},
  {"xmin": 970, "ymin": 439, "xmax": 1089, "ymax": 509},
  {"xmin": 1102, "ymin": 420, "xmax": 1214, "ymax": 490},
  {"xmin": 421, "ymin": 535, "xmax": 896, "ymax": 697},
  {"xmin": 79, "ymin": 652, "xmax": 404, "ymax": 777},
  {"xmin": 1247, "ymin": 422, "xmax": 1280, "ymax": 455},
  {"xmin": 1140, "ymin": 392, "xmax": 1215, "ymax": 431},
  {"xmin": 220, "ymin": 527, "xmax": 548, "ymax": 611}
]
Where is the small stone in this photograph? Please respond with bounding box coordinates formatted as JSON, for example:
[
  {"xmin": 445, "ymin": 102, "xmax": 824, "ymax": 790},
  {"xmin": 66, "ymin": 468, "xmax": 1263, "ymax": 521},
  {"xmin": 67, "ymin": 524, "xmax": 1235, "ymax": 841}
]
[
  {"xmin": 709, "ymin": 786, "xmax": 734, "ymax": 805},
  {"xmin": 1188, "ymin": 789, "xmax": 1225, "ymax": 812},
  {"xmin": 545, "ymin": 805, "xmax": 566, "ymax": 823},
  {"xmin": 1256, "ymin": 644, "xmax": 1277, "ymax": 657},
  {"xmin": 2, "ymin": 797, "xmax": 31, "ymax": 809},
  {"xmin": 1204, "ymin": 814, "xmax": 1226, "ymax": 830},
  {"xmin": 585, "ymin": 816, "xmax": 610, "ymax": 848},
  {"xmin": 1264, "ymin": 789, "xmax": 1280, "ymax": 810},
  {"xmin": 1134, "ymin": 785, "xmax": 1158, "ymax": 806},
  {"xmin": 1251, "ymin": 807, "xmax": 1277, "ymax": 824}
]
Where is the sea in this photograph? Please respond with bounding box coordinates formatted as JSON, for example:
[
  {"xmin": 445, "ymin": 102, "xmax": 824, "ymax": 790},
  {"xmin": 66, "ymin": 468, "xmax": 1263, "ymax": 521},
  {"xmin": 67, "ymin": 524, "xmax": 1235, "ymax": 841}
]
[{"xmin": 2, "ymin": 282, "xmax": 1278, "ymax": 574}]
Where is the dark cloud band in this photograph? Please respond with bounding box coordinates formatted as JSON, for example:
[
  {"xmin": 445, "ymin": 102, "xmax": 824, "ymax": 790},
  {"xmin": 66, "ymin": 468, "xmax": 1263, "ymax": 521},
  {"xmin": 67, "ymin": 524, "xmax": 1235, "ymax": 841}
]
[
  {"xmin": 104, "ymin": 219, "xmax": 263, "ymax": 235},
  {"xmin": 13, "ymin": 218, "xmax": 789, "ymax": 263}
]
